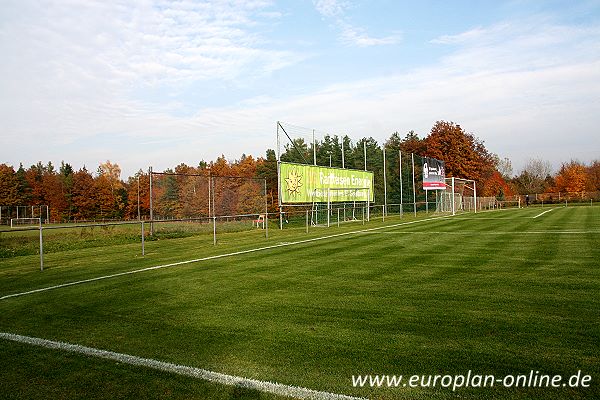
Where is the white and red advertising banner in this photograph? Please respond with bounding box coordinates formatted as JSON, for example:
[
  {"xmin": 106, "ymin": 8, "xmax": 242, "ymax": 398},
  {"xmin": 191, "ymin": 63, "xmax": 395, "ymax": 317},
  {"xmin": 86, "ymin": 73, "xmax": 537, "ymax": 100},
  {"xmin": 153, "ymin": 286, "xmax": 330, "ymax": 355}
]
[{"xmin": 422, "ymin": 157, "xmax": 446, "ymax": 190}]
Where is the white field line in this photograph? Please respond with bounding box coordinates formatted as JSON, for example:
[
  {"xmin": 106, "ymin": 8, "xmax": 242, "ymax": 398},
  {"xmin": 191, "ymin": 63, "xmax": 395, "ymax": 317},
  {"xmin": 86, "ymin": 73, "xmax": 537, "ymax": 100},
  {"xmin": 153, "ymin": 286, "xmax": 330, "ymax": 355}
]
[
  {"xmin": 0, "ymin": 332, "xmax": 365, "ymax": 400},
  {"xmin": 532, "ymin": 208, "xmax": 557, "ymax": 218},
  {"xmin": 371, "ymin": 230, "xmax": 600, "ymax": 235},
  {"xmin": 1, "ymin": 214, "xmax": 453, "ymax": 301}
]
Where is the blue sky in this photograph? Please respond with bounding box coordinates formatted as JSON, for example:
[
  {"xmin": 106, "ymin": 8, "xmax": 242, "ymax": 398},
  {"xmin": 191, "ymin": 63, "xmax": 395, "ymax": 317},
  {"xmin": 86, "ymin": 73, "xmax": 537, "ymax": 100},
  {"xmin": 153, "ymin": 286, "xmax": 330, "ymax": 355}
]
[{"xmin": 1, "ymin": 0, "xmax": 599, "ymax": 178}]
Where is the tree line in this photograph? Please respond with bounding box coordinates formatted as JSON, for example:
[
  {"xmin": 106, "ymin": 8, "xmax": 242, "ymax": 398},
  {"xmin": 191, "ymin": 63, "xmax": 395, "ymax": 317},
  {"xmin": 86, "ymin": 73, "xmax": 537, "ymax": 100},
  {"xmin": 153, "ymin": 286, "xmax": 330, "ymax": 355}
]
[{"xmin": 1, "ymin": 120, "xmax": 598, "ymax": 222}]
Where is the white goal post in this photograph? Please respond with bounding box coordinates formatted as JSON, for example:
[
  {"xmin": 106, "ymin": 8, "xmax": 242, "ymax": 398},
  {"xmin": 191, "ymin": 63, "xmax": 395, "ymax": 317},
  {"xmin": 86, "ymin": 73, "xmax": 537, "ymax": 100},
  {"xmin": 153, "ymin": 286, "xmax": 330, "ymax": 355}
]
[
  {"xmin": 11, "ymin": 217, "xmax": 42, "ymax": 228},
  {"xmin": 437, "ymin": 177, "xmax": 477, "ymax": 215}
]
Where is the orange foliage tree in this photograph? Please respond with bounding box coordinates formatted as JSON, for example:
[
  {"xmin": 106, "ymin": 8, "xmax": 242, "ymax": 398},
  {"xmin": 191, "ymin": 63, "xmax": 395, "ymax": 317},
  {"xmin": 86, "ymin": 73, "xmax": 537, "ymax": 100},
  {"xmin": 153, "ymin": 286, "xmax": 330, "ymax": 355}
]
[{"xmin": 553, "ymin": 161, "xmax": 587, "ymax": 194}]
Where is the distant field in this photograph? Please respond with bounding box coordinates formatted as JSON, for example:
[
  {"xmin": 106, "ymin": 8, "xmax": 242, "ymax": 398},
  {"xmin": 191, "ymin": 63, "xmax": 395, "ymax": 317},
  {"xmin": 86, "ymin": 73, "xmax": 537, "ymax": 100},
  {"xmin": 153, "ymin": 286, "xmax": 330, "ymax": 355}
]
[{"xmin": 1, "ymin": 206, "xmax": 599, "ymax": 399}]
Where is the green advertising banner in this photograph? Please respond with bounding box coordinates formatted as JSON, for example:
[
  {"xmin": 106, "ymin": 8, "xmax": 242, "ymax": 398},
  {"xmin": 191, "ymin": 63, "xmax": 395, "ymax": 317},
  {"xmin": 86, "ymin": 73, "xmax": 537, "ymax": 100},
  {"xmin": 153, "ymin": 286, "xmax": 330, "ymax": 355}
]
[{"xmin": 279, "ymin": 162, "xmax": 374, "ymax": 204}]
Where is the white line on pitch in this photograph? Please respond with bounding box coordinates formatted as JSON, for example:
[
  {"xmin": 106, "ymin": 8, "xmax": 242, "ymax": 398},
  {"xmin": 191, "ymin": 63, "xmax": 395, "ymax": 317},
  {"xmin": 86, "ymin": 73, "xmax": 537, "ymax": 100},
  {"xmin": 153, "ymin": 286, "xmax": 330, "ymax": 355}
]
[
  {"xmin": 532, "ymin": 208, "xmax": 557, "ymax": 219},
  {"xmin": 0, "ymin": 332, "xmax": 365, "ymax": 400},
  {"xmin": 371, "ymin": 230, "xmax": 600, "ymax": 235},
  {"xmin": 1, "ymin": 214, "xmax": 453, "ymax": 301}
]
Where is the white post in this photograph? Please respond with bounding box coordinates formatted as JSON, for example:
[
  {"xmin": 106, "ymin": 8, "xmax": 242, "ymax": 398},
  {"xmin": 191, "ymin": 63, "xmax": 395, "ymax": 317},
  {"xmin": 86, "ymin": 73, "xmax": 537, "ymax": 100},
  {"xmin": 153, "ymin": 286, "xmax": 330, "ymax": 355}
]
[
  {"xmin": 337, "ymin": 207, "xmax": 340, "ymax": 227},
  {"xmin": 411, "ymin": 153, "xmax": 416, "ymax": 217},
  {"xmin": 141, "ymin": 221, "xmax": 145, "ymax": 256},
  {"xmin": 363, "ymin": 141, "xmax": 367, "ymax": 171},
  {"xmin": 149, "ymin": 166, "xmax": 154, "ymax": 235},
  {"xmin": 313, "ymin": 129, "xmax": 316, "ymax": 166},
  {"xmin": 213, "ymin": 216, "xmax": 217, "ymax": 245},
  {"xmin": 39, "ymin": 218, "xmax": 44, "ymax": 271},
  {"xmin": 137, "ymin": 175, "xmax": 140, "ymax": 221},
  {"xmin": 399, "ymin": 150, "xmax": 403, "ymax": 218},
  {"xmin": 327, "ymin": 188, "xmax": 331, "ymax": 227},
  {"xmin": 367, "ymin": 188, "xmax": 371, "ymax": 222},
  {"xmin": 383, "ymin": 147, "xmax": 387, "ymax": 217},
  {"xmin": 306, "ymin": 209, "xmax": 309, "ymax": 233},
  {"xmin": 341, "ymin": 138, "xmax": 345, "ymax": 169},
  {"xmin": 451, "ymin": 177, "xmax": 456, "ymax": 216},
  {"xmin": 264, "ymin": 179, "xmax": 268, "ymax": 239},
  {"xmin": 473, "ymin": 180, "xmax": 477, "ymax": 213}
]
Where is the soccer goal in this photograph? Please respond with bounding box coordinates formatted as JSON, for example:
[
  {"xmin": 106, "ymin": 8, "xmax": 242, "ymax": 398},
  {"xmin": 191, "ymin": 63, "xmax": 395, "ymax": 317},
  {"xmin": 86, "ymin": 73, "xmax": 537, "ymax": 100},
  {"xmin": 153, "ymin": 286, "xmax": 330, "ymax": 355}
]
[
  {"xmin": 437, "ymin": 177, "xmax": 477, "ymax": 215},
  {"xmin": 11, "ymin": 218, "xmax": 41, "ymax": 228}
]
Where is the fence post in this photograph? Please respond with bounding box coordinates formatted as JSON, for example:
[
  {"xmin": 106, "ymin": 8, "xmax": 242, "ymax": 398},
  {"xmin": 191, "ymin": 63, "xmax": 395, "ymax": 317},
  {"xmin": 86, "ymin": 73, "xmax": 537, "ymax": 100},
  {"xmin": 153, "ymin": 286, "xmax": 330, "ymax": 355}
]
[
  {"xmin": 306, "ymin": 209, "xmax": 309, "ymax": 233},
  {"xmin": 213, "ymin": 216, "xmax": 217, "ymax": 245},
  {"xmin": 264, "ymin": 179, "xmax": 268, "ymax": 239},
  {"xmin": 141, "ymin": 221, "xmax": 145, "ymax": 256},
  {"xmin": 337, "ymin": 207, "xmax": 340, "ymax": 227},
  {"xmin": 39, "ymin": 218, "xmax": 44, "ymax": 271}
]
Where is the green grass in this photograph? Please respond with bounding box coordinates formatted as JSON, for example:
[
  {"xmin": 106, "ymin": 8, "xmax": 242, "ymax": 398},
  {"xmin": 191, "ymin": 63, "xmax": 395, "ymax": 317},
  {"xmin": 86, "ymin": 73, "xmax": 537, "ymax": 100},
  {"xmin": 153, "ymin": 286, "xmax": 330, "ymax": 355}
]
[{"xmin": 1, "ymin": 206, "xmax": 599, "ymax": 399}]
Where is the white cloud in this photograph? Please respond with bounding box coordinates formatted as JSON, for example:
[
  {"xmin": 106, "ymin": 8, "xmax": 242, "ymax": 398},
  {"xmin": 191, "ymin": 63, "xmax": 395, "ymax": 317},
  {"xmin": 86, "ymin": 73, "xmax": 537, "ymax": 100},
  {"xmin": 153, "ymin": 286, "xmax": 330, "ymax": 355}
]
[{"xmin": 313, "ymin": 0, "xmax": 401, "ymax": 47}]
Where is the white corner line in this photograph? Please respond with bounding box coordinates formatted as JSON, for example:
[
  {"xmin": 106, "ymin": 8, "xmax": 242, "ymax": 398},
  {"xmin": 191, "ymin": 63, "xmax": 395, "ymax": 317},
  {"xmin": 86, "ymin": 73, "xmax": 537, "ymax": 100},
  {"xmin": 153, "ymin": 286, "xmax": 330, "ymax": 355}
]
[
  {"xmin": 0, "ymin": 332, "xmax": 366, "ymax": 400},
  {"xmin": 1, "ymin": 215, "xmax": 453, "ymax": 301},
  {"xmin": 532, "ymin": 208, "xmax": 557, "ymax": 219}
]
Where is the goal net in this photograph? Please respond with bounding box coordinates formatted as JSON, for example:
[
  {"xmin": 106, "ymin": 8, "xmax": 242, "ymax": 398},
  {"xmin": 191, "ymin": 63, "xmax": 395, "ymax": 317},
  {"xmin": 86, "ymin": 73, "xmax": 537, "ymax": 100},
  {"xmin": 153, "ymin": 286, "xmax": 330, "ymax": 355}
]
[
  {"xmin": 437, "ymin": 177, "xmax": 477, "ymax": 214},
  {"xmin": 11, "ymin": 218, "xmax": 41, "ymax": 228}
]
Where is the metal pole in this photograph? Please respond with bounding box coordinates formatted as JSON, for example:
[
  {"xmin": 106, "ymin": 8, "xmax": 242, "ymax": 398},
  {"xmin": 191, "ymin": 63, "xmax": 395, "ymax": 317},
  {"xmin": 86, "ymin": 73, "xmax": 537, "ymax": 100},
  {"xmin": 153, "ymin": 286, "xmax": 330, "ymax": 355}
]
[
  {"xmin": 39, "ymin": 218, "xmax": 44, "ymax": 271},
  {"xmin": 213, "ymin": 216, "xmax": 217, "ymax": 245},
  {"xmin": 306, "ymin": 209, "xmax": 309, "ymax": 233},
  {"xmin": 399, "ymin": 150, "xmax": 403, "ymax": 218},
  {"xmin": 367, "ymin": 188, "xmax": 370, "ymax": 221},
  {"xmin": 383, "ymin": 147, "xmax": 387, "ymax": 217},
  {"xmin": 473, "ymin": 180, "xmax": 477, "ymax": 213},
  {"xmin": 149, "ymin": 166, "xmax": 154, "ymax": 235},
  {"xmin": 137, "ymin": 175, "xmax": 140, "ymax": 221},
  {"xmin": 313, "ymin": 129, "xmax": 316, "ymax": 166},
  {"xmin": 327, "ymin": 188, "xmax": 330, "ymax": 227},
  {"xmin": 411, "ymin": 153, "xmax": 416, "ymax": 217},
  {"xmin": 211, "ymin": 176, "xmax": 216, "ymax": 218},
  {"xmin": 141, "ymin": 221, "xmax": 145, "ymax": 256},
  {"xmin": 341, "ymin": 138, "xmax": 345, "ymax": 169},
  {"xmin": 276, "ymin": 121, "xmax": 281, "ymax": 161},
  {"xmin": 364, "ymin": 141, "xmax": 367, "ymax": 171},
  {"xmin": 426, "ymin": 190, "xmax": 429, "ymax": 213},
  {"xmin": 264, "ymin": 179, "xmax": 268, "ymax": 239},
  {"xmin": 451, "ymin": 177, "xmax": 456, "ymax": 216},
  {"xmin": 337, "ymin": 207, "xmax": 340, "ymax": 227},
  {"xmin": 46, "ymin": 205, "xmax": 49, "ymax": 224}
]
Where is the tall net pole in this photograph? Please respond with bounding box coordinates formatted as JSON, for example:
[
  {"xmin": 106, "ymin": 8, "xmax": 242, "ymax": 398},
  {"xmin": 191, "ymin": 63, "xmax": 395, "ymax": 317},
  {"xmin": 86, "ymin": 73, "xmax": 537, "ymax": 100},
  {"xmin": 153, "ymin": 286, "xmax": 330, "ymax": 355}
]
[
  {"xmin": 149, "ymin": 166, "xmax": 154, "ymax": 235},
  {"xmin": 411, "ymin": 153, "xmax": 417, "ymax": 217},
  {"xmin": 363, "ymin": 141, "xmax": 367, "ymax": 171},
  {"xmin": 399, "ymin": 150, "xmax": 403, "ymax": 217},
  {"xmin": 383, "ymin": 147, "xmax": 387, "ymax": 217},
  {"xmin": 474, "ymin": 181, "xmax": 477, "ymax": 213}
]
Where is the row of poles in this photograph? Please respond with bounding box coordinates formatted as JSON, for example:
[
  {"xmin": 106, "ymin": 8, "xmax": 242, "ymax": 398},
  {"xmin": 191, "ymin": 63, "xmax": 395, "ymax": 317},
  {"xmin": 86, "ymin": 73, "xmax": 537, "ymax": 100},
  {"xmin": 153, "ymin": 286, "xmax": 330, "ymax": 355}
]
[{"xmin": 276, "ymin": 121, "xmax": 421, "ymax": 219}]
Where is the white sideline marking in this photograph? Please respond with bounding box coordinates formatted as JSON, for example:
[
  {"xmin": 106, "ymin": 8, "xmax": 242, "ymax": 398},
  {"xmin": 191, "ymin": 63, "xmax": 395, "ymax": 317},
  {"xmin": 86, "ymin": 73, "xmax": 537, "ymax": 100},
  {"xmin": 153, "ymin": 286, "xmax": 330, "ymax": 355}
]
[
  {"xmin": 1, "ymin": 215, "xmax": 453, "ymax": 301},
  {"xmin": 372, "ymin": 230, "xmax": 600, "ymax": 235},
  {"xmin": 0, "ymin": 332, "xmax": 365, "ymax": 400},
  {"xmin": 532, "ymin": 208, "xmax": 557, "ymax": 219}
]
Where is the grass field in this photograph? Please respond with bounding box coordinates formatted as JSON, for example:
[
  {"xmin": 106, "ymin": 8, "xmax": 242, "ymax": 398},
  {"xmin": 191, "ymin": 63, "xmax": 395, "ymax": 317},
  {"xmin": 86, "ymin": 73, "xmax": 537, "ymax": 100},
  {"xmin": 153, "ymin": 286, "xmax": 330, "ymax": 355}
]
[{"xmin": 1, "ymin": 206, "xmax": 599, "ymax": 399}]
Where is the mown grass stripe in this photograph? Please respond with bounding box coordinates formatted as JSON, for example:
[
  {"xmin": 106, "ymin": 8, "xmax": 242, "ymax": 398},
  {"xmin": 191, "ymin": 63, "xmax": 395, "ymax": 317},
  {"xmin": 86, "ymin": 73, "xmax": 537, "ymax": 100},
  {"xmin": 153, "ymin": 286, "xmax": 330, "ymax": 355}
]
[{"xmin": 1, "ymin": 214, "xmax": 454, "ymax": 301}]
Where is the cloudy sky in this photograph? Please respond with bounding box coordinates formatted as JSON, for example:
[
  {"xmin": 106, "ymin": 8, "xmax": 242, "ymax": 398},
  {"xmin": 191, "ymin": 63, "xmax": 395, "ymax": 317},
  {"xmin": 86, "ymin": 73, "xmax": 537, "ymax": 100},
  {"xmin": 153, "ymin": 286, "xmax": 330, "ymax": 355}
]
[{"xmin": 1, "ymin": 0, "xmax": 599, "ymax": 178}]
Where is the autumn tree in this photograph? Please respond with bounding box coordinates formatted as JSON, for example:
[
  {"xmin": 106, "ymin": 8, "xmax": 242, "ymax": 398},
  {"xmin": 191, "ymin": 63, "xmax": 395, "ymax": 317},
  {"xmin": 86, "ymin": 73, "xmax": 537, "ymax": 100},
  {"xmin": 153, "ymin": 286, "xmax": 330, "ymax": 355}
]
[
  {"xmin": 553, "ymin": 161, "xmax": 587, "ymax": 194},
  {"xmin": 586, "ymin": 160, "xmax": 600, "ymax": 192},
  {"xmin": 71, "ymin": 168, "xmax": 97, "ymax": 220},
  {"xmin": 425, "ymin": 121, "xmax": 497, "ymax": 195},
  {"xmin": 0, "ymin": 164, "xmax": 19, "ymax": 207}
]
